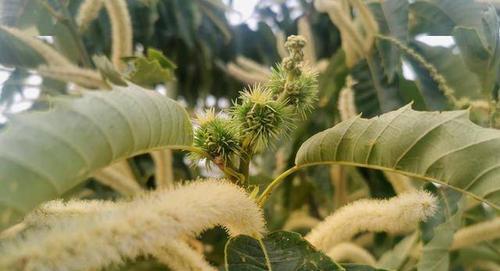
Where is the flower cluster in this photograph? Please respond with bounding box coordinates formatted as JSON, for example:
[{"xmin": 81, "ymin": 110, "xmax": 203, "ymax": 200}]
[{"xmin": 192, "ymin": 35, "xmax": 318, "ymax": 174}]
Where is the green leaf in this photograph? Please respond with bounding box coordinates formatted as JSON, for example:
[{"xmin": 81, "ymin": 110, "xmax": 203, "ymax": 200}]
[
  {"xmin": 295, "ymin": 105, "xmax": 500, "ymax": 209},
  {"xmin": 417, "ymin": 185, "xmax": 463, "ymax": 271},
  {"xmin": 410, "ymin": 0, "xmax": 483, "ymax": 35},
  {"xmin": 453, "ymin": 6, "xmax": 500, "ymax": 94},
  {"xmin": 352, "ymin": 58, "xmax": 404, "ymax": 117},
  {"xmin": 224, "ymin": 231, "xmax": 343, "ymax": 270},
  {"xmin": 0, "ymin": 27, "xmax": 45, "ymax": 68},
  {"xmin": 341, "ymin": 264, "xmax": 388, "ymax": 271},
  {"xmin": 369, "ymin": 0, "xmax": 408, "ymax": 82},
  {"xmin": 126, "ymin": 48, "xmax": 176, "ymax": 88},
  {"xmin": 93, "ymin": 55, "xmax": 128, "ymax": 86},
  {"xmin": 0, "ymin": 0, "xmax": 55, "ymax": 34},
  {"xmin": 407, "ymin": 41, "xmax": 482, "ymax": 109},
  {"xmin": 0, "ymin": 84, "xmax": 193, "ymax": 230}
]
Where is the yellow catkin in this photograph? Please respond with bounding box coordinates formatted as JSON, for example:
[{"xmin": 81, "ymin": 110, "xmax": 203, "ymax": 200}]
[
  {"xmin": 338, "ymin": 76, "xmax": 357, "ymax": 121},
  {"xmin": 37, "ymin": 65, "xmax": 109, "ymax": 89},
  {"xmin": 305, "ymin": 191, "xmax": 436, "ymax": 251},
  {"xmin": 0, "ymin": 26, "xmax": 72, "ymax": 66},
  {"xmin": 348, "ymin": 0, "xmax": 378, "ymax": 52},
  {"xmin": 151, "ymin": 149, "xmax": 175, "ymax": 189},
  {"xmin": 0, "ymin": 180, "xmax": 265, "ymax": 271},
  {"xmin": 383, "ymin": 172, "xmax": 415, "ymax": 194},
  {"xmin": 226, "ymin": 62, "xmax": 268, "ymax": 84},
  {"xmin": 314, "ymin": 0, "xmax": 366, "ymax": 60},
  {"xmin": 76, "ymin": 0, "xmax": 104, "ymax": 31},
  {"xmin": 451, "ymin": 217, "xmax": 500, "ymax": 250},
  {"xmin": 235, "ymin": 56, "xmax": 271, "ymax": 78},
  {"xmin": 282, "ymin": 210, "xmax": 320, "ymax": 231},
  {"xmin": 103, "ymin": 0, "xmax": 133, "ymax": 70},
  {"xmin": 327, "ymin": 242, "xmax": 376, "ymax": 265},
  {"xmin": 297, "ymin": 17, "xmax": 316, "ymax": 64},
  {"xmin": 153, "ymin": 240, "xmax": 217, "ymax": 271}
]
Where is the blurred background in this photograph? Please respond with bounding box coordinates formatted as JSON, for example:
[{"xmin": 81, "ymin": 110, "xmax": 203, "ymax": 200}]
[{"xmin": 0, "ymin": 0, "xmax": 499, "ymax": 269}]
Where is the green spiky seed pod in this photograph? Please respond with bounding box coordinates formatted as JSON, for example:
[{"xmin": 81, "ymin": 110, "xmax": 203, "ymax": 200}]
[
  {"xmin": 267, "ymin": 35, "xmax": 318, "ymax": 119},
  {"xmin": 268, "ymin": 64, "xmax": 318, "ymax": 118},
  {"xmin": 191, "ymin": 109, "xmax": 241, "ymax": 167},
  {"xmin": 231, "ymin": 85, "xmax": 292, "ymax": 152}
]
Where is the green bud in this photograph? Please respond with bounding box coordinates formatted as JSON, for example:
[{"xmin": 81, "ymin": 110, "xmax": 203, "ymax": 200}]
[
  {"xmin": 191, "ymin": 109, "xmax": 241, "ymax": 167},
  {"xmin": 267, "ymin": 64, "xmax": 318, "ymax": 118},
  {"xmin": 231, "ymin": 85, "xmax": 292, "ymax": 152}
]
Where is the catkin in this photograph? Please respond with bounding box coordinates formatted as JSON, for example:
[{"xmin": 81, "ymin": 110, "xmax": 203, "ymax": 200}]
[
  {"xmin": 384, "ymin": 172, "xmax": 415, "ymax": 194},
  {"xmin": 103, "ymin": 0, "xmax": 133, "ymax": 70},
  {"xmin": 305, "ymin": 191, "xmax": 437, "ymax": 251},
  {"xmin": 327, "ymin": 242, "xmax": 376, "ymax": 265},
  {"xmin": 0, "ymin": 180, "xmax": 265, "ymax": 271},
  {"xmin": 227, "ymin": 62, "xmax": 268, "ymax": 84},
  {"xmin": 451, "ymin": 217, "xmax": 500, "ymax": 250},
  {"xmin": 37, "ymin": 65, "xmax": 109, "ymax": 89},
  {"xmin": 92, "ymin": 165, "xmax": 143, "ymax": 196},
  {"xmin": 338, "ymin": 76, "xmax": 357, "ymax": 121},
  {"xmin": 76, "ymin": 0, "xmax": 104, "ymax": 31}
]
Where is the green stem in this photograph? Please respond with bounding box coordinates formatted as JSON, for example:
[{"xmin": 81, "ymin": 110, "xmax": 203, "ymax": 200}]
[
  {"xmin": 257, "ymin": 166, "xmax": 301, "ymax": 207},
  {"xmin": 257, "ymin": 161, "xmax": 500, "ymax": 210},
  {"xmin": 238, "ymin": 154, "xmax": 251, "ymax": 185}
]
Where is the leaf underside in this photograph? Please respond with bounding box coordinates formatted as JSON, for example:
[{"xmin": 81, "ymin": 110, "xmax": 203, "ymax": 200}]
[
  {"xmin": 295, "ymin": 104, "xmax": 500, "ymax": 209},
  {"xmin": 0, "ymin": 84, "xmax": 193, "ymax": 230}
]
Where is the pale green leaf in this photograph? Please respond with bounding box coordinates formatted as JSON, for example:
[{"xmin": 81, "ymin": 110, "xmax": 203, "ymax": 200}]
[
  {"xmin": 417, "ymin": 185, "xmax": 463, "ymax": 271},
  {"xmin": 0, "ymin": 27, "xmax": 45, "ymax": 68},
  {"xmin": 0, "ymin": 84, "xmax": 193, "ymax": 230},
  {"xmin": 93, "ymin": 55, "xmax": 128, "ymax": 86},
  {"xmin": 370, "ymin": 0, "xmax": 408, "ymax": 81},
  {"xmin": 410, "ymin": 0, "xmax": 483, "ymax": 35},
  {"xmin": 126, "ymin": 48, "xmax": 176, "ymax": 88},
  {"xmin": 295, "ymin": 105, "xmax": 500, "ymax": 209}
]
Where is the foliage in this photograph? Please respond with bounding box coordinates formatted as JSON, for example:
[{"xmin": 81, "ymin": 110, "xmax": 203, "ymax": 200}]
[{"xmin": 0, "ymin": 0, "xmax": 499, "ymax": 270}]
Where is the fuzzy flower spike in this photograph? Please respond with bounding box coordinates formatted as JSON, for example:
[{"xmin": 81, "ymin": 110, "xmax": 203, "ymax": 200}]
[
  {"xmin": 268, "ymin": 35, "xmax": 318, "ymax": 118},
  {"xmin": 0, "ymin": 180, "xmax": 265, "ymax": 271},
  {"xmin": 306, "ymin": 190, "xmax": 437, "ymax": 252}
]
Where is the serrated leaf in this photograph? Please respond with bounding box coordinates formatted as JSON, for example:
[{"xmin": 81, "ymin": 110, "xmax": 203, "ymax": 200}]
[
  {"xmin": 225, "ymin": 231, "xmax": 343, "ymax": 271},
  {"xmin": 126, "ymin": 48, "xmax": 176, "ymax": 88},
  {"xmin": 453, "ymin": 6, "xmax": 500, "ymax": 95},
  {"xmin": 295, "ymin": 105, "xmax": 500, "ymax": 210},
  {"xmin": 93, "ymin": 55, "xmax": 128, "ymax": 86},
  {"xmin": 417, "ymin": 185, "xmax": 463, "ymax": 271},
  {"xmin": 410, "ymin": 0, "xmax": 483, "ymax": 35},
  {"xmin": 0, "ymin": 84, "xmax": 193, "ymax": 230},
  {"xmin": 352, "ymin": 59, "xmax": 404, "ymax": 117},
  {"xmin": 407, "ymin": 41, "xmax": 482, "ymax": 109}
]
